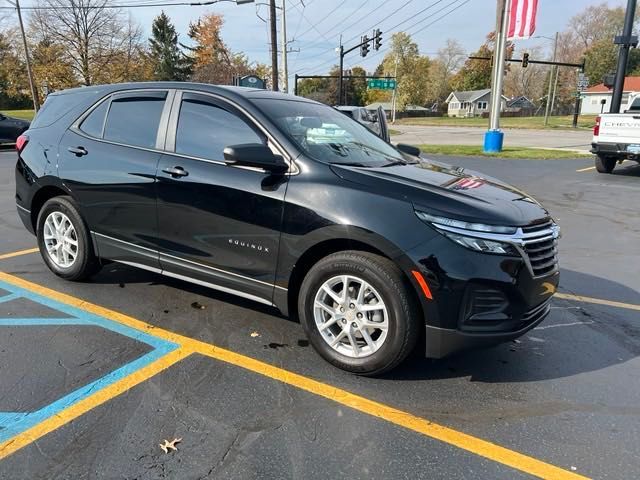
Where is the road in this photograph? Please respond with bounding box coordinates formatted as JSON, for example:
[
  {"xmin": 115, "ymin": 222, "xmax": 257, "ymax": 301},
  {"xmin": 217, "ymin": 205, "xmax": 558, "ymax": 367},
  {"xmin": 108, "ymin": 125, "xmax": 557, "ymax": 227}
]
[
  {"xmin": 391, "ymin": 125, "xmax": 593, "ymax": 153},
  {"xmin": 0, "ymin": 148, "xmax": 639, "ymax": 479}
]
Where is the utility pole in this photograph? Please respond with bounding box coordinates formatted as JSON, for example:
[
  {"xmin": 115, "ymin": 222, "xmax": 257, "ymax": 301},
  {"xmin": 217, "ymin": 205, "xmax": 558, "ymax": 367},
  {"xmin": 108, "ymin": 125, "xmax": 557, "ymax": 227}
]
[
  {"xmin": 337, "ymin": 44, "xmax": 344, "ymax": 105},
  {"xmin": 391, "ymin": 55, "xmax": 399, "ymax": 123},
  {"xmin": 269, "ymin": 0, "xmax": 279, "ymax": 91},
  {"xmin": 611, "ymin": 0, "xmax": 638, "ymax": 112},
  {"xmin": 280, "ymin": 0, "xmax": 288, "ymax": 93},
  {"xmin": 543, "ymin": 32, "xmax": 559, "ymax": 126},
  {"xmin": 484, "ymin": 0, "xmax": 510, "ymax": 152},
  {"xmin": 15, "ymin": 0, "xmax": 39, "ymax": 112}
]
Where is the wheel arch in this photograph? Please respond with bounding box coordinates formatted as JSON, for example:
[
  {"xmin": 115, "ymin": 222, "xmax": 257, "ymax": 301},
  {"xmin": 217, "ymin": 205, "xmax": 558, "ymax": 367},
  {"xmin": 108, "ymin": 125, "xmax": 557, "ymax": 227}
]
[{"xmin": 284, "ymin": 236, "xmax": 425, "ymax": 332}]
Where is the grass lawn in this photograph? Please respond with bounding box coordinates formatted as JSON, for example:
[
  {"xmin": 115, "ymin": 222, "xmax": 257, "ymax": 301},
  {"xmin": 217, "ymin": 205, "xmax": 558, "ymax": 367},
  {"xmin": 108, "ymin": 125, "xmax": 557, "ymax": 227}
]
[
  {"xmin": 398, "ymin": 115, "xmax": 597, "ymax": 130},
  {"xmin": 1, "ymin": 110, "xmax": 35, "ymax": 121},
  {"xmin": 415, "ymin": 144, "xmax": 591, "ymax": 159}
]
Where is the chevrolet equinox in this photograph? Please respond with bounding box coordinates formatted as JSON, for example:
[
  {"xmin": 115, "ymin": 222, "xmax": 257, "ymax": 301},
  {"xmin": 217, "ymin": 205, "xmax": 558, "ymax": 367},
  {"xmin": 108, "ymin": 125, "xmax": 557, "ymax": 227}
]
[{"xmin": 15, "ymin": 82, "xmax": 560, "ymax": 375}]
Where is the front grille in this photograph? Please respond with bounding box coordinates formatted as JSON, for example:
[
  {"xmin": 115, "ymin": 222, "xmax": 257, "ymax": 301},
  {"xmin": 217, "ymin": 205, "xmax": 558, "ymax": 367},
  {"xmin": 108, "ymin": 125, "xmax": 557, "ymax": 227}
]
[{"xmin": 521, "ymin": 220, "xmax": 559, "ymax": 277}]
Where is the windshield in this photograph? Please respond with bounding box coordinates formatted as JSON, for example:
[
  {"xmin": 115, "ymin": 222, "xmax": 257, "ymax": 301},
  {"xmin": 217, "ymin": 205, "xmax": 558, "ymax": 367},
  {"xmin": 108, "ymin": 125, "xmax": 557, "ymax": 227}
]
[{"xmin": 253, "ymin": 98, "xmax": 404, "ymax": 167}]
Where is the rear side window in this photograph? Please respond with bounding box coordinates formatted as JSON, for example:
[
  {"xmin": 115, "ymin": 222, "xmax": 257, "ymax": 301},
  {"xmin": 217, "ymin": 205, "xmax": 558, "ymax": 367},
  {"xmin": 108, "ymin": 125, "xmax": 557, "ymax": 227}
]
[
  {"xmin": 175, "ymin": 94, "xmax": 264, "ymax": 161},
  {"xmin": 79, "ymin": 99, "xmax": 109, "ymax": 138},
  {"xmin": 103, "ymin": 92, "xmax": 167, "ymax": 148},
  {"xmin": 30, "ymin": 90, "xmax": 96, "ymax": 129}
]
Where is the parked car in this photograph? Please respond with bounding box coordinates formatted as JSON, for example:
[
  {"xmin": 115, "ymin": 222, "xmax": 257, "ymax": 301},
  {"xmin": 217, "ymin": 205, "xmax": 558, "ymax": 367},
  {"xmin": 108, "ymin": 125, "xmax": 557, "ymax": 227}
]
[
  {"xmin": 591, "ymin": 94, "xmax": 640, "ymax": 173},
  {"xmin": 335, "ymin": 105, "xmax": 385, "ymax": 138},
  {"xmin": 15, "ymin": 82, "xmax": 560, "ymax": 375},
  {"xmin": 0, "ymin": 112, "xmax": 30, "ymax": 144}
]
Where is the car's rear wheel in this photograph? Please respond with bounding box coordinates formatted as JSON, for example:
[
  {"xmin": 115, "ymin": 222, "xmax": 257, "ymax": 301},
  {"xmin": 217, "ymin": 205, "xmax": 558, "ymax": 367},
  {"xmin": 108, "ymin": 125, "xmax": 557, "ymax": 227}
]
[
  {"xmin": 595, "ymin": 154, "xmax": 617, "ymax": 173},
  {"xmin": 298, "ymin": 251, "xmax": 420, "ymax": 376},
  {"xmin": 36, "ymin": 196, "xmax": 100, "ymax": 281}
]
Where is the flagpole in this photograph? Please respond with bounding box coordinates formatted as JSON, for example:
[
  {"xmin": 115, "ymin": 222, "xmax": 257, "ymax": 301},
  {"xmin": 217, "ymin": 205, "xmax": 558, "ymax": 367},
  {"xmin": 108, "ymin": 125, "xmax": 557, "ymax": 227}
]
[{"xmin": 484, "ymin": 0, "xmax": 511, "ymax": 153}]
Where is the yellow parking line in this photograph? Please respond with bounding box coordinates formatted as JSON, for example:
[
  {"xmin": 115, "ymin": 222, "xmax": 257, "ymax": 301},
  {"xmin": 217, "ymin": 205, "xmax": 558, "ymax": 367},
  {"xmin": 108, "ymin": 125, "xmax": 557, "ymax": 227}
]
[
  {"xmin": 556, "ymin": 292, "xmax": 640, "ymax": 312},
  {"xmin": 0, "ymin": 272, "xmax": 589, "ymax": 480},
  {"xmin": 0, "ymin": 346, "xmax": 191, "ymax": 461},
  {"xmin": 0, "ymin": 248, "xmax": 38, "ymax": 261},
  {"xmin": 576, "ymin": 165, "xmax": 595, "ymax": 172}
]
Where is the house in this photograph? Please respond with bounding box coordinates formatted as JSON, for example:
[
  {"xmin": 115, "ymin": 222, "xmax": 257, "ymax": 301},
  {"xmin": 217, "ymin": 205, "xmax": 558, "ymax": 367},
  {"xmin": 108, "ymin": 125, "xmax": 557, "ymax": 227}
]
[
  {"xmin": 506, "ymin": 96, "xmax": 537, "ymax": 115},
  {"xmin": 580, "ymin": 76, "xmax": 640, "ymax": 115},
  {"xmin": 446, "ymin": 89, "xmax": 508, "ymax": 117}
]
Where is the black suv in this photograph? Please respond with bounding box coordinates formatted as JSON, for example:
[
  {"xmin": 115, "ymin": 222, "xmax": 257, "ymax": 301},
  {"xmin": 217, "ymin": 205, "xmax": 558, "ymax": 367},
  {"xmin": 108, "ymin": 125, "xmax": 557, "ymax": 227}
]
[{"xmin": 15, "ymin": 82, "xmax": 560, "ymax": 375}]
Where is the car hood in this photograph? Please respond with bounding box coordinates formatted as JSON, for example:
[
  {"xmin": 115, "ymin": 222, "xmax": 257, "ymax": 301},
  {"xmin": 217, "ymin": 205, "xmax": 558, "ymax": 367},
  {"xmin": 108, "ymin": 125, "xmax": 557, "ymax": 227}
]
[{"xmin": 330, "ymin": 158, "xmax": 550, "ymax": 226}]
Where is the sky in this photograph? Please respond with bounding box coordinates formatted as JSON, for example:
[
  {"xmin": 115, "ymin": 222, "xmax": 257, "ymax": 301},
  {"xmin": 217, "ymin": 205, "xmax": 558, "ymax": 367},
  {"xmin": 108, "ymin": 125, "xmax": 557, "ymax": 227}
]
[{"xmin": 9, "ymin": 0, "xmax": 630, "ymax": 82}]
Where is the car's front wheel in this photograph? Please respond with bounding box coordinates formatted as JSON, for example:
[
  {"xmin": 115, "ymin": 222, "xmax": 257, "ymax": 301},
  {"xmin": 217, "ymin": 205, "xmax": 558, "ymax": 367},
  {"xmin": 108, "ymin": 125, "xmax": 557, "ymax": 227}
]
[
  {"xmin": 36, "ymin": 196, "xmax": 100, "ymax": 281},
  {"xmin": 298, "ymin": 251, "xmax": 420, "ymax": 376}
]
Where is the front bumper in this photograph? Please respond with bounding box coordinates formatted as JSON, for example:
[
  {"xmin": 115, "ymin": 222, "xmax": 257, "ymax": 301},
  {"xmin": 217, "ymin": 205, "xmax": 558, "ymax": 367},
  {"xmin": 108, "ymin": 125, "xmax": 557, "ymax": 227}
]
[{"xmin": 404, "ymin": 232, "xmax": 559, "ymax": 359}]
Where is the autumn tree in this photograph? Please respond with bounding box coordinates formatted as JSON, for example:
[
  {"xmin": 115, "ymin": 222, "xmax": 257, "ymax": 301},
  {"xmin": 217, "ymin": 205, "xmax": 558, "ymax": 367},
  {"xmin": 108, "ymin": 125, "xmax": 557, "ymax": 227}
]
[
  {"xmin": 0, "ymin": 30, "xmax": 30, "ymax": 108},
  {"xmin": 504, "ymin": 46, "xmax": 547, "ymax": 103},
  {"xmin": 425, "ymin": 39, "xmax": 465, "ymax": 111},
  {"xmin": 29, "ymin": 0, "xmax": 144, "ymax": 86},
  {"xmin": 451, "ymin": 33, "xmax": 514, "ymax": 92},
  {"xmin": 148, "ymin": 12, "xmax": 191, "ymax": 81}
]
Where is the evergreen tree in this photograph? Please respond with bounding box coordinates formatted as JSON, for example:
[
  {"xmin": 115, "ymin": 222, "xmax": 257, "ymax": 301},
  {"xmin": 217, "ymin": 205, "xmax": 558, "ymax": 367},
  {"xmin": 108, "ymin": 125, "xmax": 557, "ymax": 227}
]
[{"xmin": 148, "ymin": 12, "xmax": 191, "ymax": 81}]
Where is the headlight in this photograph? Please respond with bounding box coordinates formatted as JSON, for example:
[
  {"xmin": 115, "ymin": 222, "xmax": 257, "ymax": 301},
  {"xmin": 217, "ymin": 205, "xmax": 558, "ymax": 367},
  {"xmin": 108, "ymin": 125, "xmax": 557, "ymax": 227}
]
[
  {"xmin": 415, "ymin": 211, "xmax": 519, "ymax": 255},
  {"xmin": 415, "ymin": 211, "xmax": 517, "ymax": 234}
]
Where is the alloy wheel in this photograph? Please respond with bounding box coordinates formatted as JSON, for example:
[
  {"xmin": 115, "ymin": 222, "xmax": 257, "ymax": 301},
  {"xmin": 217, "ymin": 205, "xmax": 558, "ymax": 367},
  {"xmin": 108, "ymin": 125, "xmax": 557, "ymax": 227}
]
[{"xmin": 43, "ymin": 211, "xmax": 79, "ymax": 268}]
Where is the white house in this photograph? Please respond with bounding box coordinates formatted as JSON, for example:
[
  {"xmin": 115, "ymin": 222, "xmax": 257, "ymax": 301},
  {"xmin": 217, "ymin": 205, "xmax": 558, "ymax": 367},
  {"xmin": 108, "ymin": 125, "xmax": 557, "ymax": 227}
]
[
  {"xmin": 580, "ymin": 77, "xmax": 640, "ymax": 115},
  {"xmin": 446, "ymin": 89, "xmax": 508, "ymax": 117}
]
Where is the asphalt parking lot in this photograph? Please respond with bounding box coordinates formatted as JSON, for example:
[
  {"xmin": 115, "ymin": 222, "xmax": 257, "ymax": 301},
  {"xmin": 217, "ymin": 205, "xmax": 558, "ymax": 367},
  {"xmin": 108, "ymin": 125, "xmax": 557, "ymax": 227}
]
[{"xmin": 0, "ymin": 147, "xmax": 639, "ymax": 480}]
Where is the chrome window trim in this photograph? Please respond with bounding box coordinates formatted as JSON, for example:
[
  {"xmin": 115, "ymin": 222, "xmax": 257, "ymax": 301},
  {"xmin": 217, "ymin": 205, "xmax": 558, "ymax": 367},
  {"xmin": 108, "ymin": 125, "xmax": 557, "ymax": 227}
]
[
  {"xmin": 92, "ymin": 231, "xmax": 288, "ymax": 292},
  {"xmin": 173, "ymin": 89, "xmax": 299, "ymax": 175}
]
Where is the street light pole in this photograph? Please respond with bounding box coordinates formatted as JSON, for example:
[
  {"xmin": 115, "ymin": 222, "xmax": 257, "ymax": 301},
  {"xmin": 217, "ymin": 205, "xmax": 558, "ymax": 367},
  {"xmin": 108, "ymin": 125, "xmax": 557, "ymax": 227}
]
[
  {"xmin": 14, "ymin": 0, "xmax": 39, "ymax": 112},
  {"xmin": 280, "ymin": 0, "xmax": 288, "ymax": 93},
  {"xmin": 484, "ymin": 0, "xmax": 510, "ymax": 152},
  {"xmin": 611, "ymin": 0, "xmax": 637, "ymax": 112},
  {"xmin": 543, "ymin": 32, "xmax": 558, "ymax": 126},
  {"xmin": 269, "ymin": 0, "xmax": 279, "ymax": 91}
]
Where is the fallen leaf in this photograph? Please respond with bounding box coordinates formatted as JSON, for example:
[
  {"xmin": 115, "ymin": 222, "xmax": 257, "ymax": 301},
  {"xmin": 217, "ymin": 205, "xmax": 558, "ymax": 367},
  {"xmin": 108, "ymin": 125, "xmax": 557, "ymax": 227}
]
[
  {"xmin": 250, "ymin": 331, "xmax": 260, "ymax": 338},
  {"xmin": 159, "ymin": 437, "xmax": 182, "ymax": 454},
  {"xmin": 190, "ymin": 302, "xmax": 206, "ymax": 310}
]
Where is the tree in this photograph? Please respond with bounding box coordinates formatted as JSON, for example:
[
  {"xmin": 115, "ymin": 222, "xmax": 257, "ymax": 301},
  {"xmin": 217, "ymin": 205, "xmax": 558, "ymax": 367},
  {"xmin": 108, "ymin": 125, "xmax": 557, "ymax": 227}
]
[
  {"xmin": 504, "ymin": 46, "xmax": 547, "ymax": 102},
  {"xmin": 451, "ymin": 33, "xmax": 514, "ymax": 92},
  {"xmin": 425, "ymin": 39, "xmax": 465, "ymax": 110},
  {"xmin": 568, "ymin": 3, "xmax": 627, "ymax": 50},
  {"xmin": 148, "ymin": 12, "xmax": 191, "ymax": 81},
  {"xmin": 187, "ymin": 13, "xmax": 271, "ymax": 86},
  {"xmin": 373, "ymin": 32, "xmax": 430, "ymax": 110},
  {"xmin": 0, "ymin": 30, "xmax": 30, "ymax": 108},
  {"xmin": 30, "ymin": 0, "xmax": 144, "ymax": 86}
]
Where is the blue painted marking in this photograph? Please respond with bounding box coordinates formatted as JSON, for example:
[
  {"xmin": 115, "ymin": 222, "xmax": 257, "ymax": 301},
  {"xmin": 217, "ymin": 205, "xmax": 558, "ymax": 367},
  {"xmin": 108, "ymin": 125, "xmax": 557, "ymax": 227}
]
[
  {"xmin": 0, "ymin": 293, "xmax": 20, "ymax": 304},
  {"xmin": 0, "ymin": 279, "xmax": 179, "ymax": 444},
  {"xmin": 0, "ymin": 413, "xmax": 27, "ymax": 427}
]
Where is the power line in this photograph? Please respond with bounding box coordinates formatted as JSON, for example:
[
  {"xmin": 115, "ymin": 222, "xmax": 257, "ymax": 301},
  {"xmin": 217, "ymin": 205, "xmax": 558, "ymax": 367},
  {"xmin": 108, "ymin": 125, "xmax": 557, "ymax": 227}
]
[
  {"xmin": 293, "ymin": 0, "xmax": 346, "ymax": 39},
  {"xmin": 0, "ymin": 0, "xmax": 237, "ymax": 9}
]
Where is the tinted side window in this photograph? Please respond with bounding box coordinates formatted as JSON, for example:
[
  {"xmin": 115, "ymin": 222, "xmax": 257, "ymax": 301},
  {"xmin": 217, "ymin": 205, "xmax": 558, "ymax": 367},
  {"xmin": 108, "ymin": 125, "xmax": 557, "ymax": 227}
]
[
  {"xmin": 175, "ymin": 95, "xmax": 264, "ymax": 161},
  {"xmin": 79, "ymin": 99, "xmax": 109, "ymax": 138},
  {"xmin": 103, "ymin": 92, "xmax": 167, "ymax": 148}
]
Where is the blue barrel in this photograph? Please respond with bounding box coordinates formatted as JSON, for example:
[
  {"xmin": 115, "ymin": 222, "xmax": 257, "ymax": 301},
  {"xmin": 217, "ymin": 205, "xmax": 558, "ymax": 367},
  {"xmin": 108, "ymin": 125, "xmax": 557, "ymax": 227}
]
[{"xmin": 483, "ymin": 130, "xmax": 504, "ymax": 153}]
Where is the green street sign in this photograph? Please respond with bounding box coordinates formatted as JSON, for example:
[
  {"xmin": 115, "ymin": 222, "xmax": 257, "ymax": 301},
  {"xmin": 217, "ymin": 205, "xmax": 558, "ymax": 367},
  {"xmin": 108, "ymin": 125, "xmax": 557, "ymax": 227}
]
[{"xmin": 367, "ymin": 79, "xmax": 396, "ymax": 90}]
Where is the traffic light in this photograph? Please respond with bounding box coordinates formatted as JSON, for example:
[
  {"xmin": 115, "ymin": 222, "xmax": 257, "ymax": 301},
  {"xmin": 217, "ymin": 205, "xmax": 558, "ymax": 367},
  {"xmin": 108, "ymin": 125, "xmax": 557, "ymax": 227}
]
[
  {"xmin": 360, "ymin": 35, "xmax": 370, "ymax": 57},
  {"xmin": 373, "ymin": 29, "xmax": 382, "ymax": 50},
  {"xmin": 522, "ymin": 53, "xmax": 529, "ymax": 68}
]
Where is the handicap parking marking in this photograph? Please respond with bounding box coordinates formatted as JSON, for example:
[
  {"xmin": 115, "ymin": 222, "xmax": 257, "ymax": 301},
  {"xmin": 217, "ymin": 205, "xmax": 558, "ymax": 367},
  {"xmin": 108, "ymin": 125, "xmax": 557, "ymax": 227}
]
[
  {"xmin": 0, "ymin": 280, "xmax": 181, "ymax": 450},
  {"xmin": 0, "ymin": 272, "xmax": 589, "ymax": 480}
]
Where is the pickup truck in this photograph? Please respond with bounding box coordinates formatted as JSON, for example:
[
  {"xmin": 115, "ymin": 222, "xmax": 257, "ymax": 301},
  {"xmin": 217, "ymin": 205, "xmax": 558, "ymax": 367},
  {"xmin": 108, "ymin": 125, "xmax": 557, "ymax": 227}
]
[{"xmin": 591, "ymin": 95, "xmax": 640, "ymax": 173}]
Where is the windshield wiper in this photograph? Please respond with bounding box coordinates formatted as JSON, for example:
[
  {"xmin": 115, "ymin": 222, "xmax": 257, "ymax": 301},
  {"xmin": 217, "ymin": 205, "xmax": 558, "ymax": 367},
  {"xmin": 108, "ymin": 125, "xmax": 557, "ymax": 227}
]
[
  {"xmin": 329, "ymin": 161, "xmax": 370, "ymax": 167},
  {"xmin": 380, "ymin": 160, "xmax": 409, "ymax": 167}
]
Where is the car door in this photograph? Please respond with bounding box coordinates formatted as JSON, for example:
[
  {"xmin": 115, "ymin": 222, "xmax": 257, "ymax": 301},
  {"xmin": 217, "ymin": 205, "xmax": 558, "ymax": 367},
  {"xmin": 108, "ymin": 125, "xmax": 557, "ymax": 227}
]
[
  {"xmin": 0, "ymin": 114, "xmax": 19, "ymax": 142},
  {"xmin": 155, "ymin": 91, "xmax": 289, "ymax": 304},
  {"xmin": 59, "ymin": 89, "xmax": 173, "ymax": 270}
]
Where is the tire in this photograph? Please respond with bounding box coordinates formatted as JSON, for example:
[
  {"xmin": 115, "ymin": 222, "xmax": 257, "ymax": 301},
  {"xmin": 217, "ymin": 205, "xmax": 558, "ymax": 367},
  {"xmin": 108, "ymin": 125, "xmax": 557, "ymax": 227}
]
[
  {"xmin": 595, "ymin": 155, "xmax": 617, "ymax": 173},
  {"xmin": 298, "ymin": 251, "xmax": 420, "ymax": 376},
  {"xmin": 36, "ymin": 196, "xmax": 100, "ymax": 281}
]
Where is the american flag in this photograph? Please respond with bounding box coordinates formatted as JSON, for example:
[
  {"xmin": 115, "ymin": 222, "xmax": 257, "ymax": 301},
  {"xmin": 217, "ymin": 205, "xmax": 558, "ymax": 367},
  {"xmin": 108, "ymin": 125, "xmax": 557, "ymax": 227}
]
[
  {"xmin": 450, "ymin": 178, "xmax": 485, "ymax": 191},
  {"xmin": 507, "ymin": 0, "xmax": 539, "ymax": 40}
]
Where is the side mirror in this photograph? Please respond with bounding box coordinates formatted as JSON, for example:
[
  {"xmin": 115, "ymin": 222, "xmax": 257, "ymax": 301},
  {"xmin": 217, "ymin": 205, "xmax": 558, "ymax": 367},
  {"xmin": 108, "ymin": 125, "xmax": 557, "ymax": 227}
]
[
  {"xmin": 396, "ymin": 143, "xmax": 421, "ymax": 157},
  {"xmin": 223, "ymin": 143, "xmax": 288, "ymax": 173}
]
